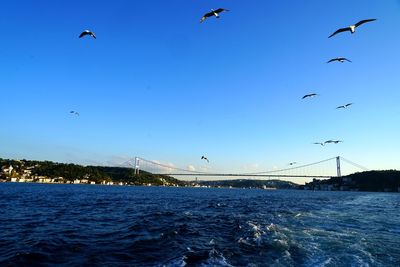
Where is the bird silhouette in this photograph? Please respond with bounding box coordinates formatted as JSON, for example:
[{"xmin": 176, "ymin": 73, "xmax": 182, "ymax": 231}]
[
  {"xmin": 70, "ymin": 111, "xmax": 79, "ymax": 116},
  {"xmin": 289, "ymin": 162, "xmax": 297, "ymax": 166},
  {"xmin": 200, "ymin": 8, "xmax": 229, "ymax": 23},
  {"xmin": 327, "ymin": 57, "xmax": 352, "ymax": 63},
  {"xmin": 329, "ymin": 19, "xmax": 376, "ymax": 38},
  {"xmin": 79, "ymin": 30, "xmax": 96, "ymax": 39},
  {"xmin": 302, "ymin": 93, "xmax": 318, "ymax": 99},
  {"xmin": 201, "ymin": 156, "xmax": 209, "ymax": 163},
  {"xmin": 336, "ymin": 103, "xmax": 353, "ymax": 109}
]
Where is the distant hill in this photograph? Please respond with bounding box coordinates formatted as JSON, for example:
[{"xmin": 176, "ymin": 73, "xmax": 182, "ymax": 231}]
[
  {"xmin": 199, "ymin": 179, "xmax": 299, "ymax": 189},
  {"xmin": 95, "ymin": 166, "xmax": 186, "ymax": 186},
  {"xmin": 0, "ymin": 158, "xmax": 186, "ymax": 186},
  {"xmin": 304, "ymin": 170, "xmax": 400, "ymax": 192}
]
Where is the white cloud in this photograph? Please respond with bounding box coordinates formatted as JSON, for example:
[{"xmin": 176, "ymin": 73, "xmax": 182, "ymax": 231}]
[
  {"xmin": 140, "ymin": 160, "xmax": 177, "ymax": 174},
  {"xmin": 187, "ymin": 165, "xmax": 196, "ymax": 172}
]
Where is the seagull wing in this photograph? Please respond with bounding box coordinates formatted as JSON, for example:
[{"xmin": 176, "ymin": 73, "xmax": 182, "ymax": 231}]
[
  {"xmin": 345, "ymin": 103, "xmax": 353, "ymax": 107},
  {"xmin": 327, "ymin": 58, "xmax": 338, "ymax": 63},
  {"xmin": 302, "ymin": 94, "xmax": 316, "ymax": 99},
  {"xmin": 79, "ymin": 31, "xmax": 88, "ymax": 38},
  {"xmin": 328, "ymin": 27, "xmax": 351, "ymax": 38},
  {"xmin": 90, "ymin": 32, "xmax": 96, "ymax": 39},
  {"xmin": 214, "ymin": 8, "xmax": 229, "ymax": 14},
  {"xmin": 336, "ymin": 105, "xmax": 345, "ymax": 109},
  {"xmin": 355, "ymin": 19, "xmax": 376, "ymax": 27},
  {"xmin": 200, "ymin": 12, "xmax": 213, "ymax": 23},
  {"xmin": 343, "ymin": 58, "xmax": 352, "ymax": 62}
]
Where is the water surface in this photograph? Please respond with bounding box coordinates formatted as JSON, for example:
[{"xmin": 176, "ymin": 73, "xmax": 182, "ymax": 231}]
[{"xmin": 0, "ymin": 183, "xmax": 399, "ymax": 266}]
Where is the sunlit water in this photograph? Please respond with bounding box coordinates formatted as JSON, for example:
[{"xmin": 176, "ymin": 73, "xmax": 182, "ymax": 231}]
[{"xmin": 0, "ymin": 183, "xmax": 399, "ymax": 266}]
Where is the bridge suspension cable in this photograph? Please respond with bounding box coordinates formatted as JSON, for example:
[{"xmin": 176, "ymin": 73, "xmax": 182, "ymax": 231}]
[
  {"xmin": 340, "ymin": 157, "xmax": 369, "ymax": 171},
  {"xmin": 238, "ymin": 157, "xmax": 338, "ymax": 176},
  {"xmin": 137, "ymin": 157, "xmax": 211, "ymax": 174},
  {"xmin": 131, "ymin": 156, "xmax": 339, "ymax": 178},
  {"xmin": 119, "ymin": 156, "xmax": 369, "ymax": 178}
]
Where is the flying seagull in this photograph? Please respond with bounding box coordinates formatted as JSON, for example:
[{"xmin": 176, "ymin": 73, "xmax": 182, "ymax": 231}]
[
  {"xmin": 70, "ymin": 111, "xmax": 79, "ymax": 116},
  {"xmin": 336, "ymin": 103, "xmax": 353, "ymax": 109},
  {"xmin": 200, "ymin": 8, "xmax": 229, "ymax": 23},
  {"xmin": 313, "ymin": 142, "xmax": 325, "ymax": 146},
  {"xmin": 201, "ymin": 156, "xmax": 209, "ymax": 163},
  {"xmin": 302, "ymin": 93, "xmax": 318, "ymax": 99},
  {"xmin": 327, "ymin": 57, "xmax": 352, "ymax": 63},
  {"xmin": 289, "ymin": 162, "xmax": 297, "ymax": 166},
  {"xmin": 79, "ymin": 30, "xmax": 96, "ymax": 39},
  {"xmin": 328, "ymin": 19, "xmax": 376, "ymax": 38}
]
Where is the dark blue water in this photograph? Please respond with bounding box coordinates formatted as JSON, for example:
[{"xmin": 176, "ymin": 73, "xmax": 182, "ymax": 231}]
[{"xmin": 0, "ymin": 183, "xmax": 399, "ymax": 266}]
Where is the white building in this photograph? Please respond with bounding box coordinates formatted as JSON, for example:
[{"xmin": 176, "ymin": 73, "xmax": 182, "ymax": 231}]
[{"xmin": 2, "ymin": 165, "xmax": 13, "ymax": 175}]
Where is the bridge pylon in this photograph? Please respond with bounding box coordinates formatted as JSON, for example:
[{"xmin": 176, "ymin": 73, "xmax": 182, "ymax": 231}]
[
  {"xmin": 336, "ymin": 156, "xmax": 341, "ymax": 177},
  {"xmin": 134, "ymin": 157, "xmax": 140, "ymax": 175}
]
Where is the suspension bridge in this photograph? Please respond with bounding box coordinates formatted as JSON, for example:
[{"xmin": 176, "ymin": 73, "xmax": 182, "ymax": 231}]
[{"xmin": 121, "ymin": 156, "xmax": 369, "ymax": 180}]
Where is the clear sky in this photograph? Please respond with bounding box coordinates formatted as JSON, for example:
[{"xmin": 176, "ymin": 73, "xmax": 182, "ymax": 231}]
[{"xmin": 1, "ymin": 0, "xmax": 400, "ymax": 179}]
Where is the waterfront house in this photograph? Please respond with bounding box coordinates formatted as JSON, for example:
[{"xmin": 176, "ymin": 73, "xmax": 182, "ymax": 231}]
[
  {"xmin": 36, "ymin": 176, "xmax": 52, "ymax": 183},
  {"xmin": 2, "ymin": 165, "xmax": 13, "ymax": 175}
]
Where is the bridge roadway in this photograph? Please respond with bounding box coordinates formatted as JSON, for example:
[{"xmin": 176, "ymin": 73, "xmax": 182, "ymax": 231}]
[{"xmin": 155, "ymin": 173, "xmax": 332, "ymax": 178}]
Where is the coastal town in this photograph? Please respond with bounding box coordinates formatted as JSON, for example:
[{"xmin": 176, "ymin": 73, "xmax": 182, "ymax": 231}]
[
  {"xmin": 302, "ymin": 172, "xmax": 400, "ymax": 193},
  {"xmin": 0, "ymin": 158, "xmax": 185, "ymax": 187}
]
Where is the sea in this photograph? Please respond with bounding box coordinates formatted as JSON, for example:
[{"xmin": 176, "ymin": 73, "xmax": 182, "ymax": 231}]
[{"xmin": 0, "ymin": 183, "xmax": 399, "ymax": 267}]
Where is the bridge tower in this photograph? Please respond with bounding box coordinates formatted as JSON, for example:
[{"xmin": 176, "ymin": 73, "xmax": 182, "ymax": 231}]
[
  {"xmin": 336, "ymin": 156, "xmax": 341, "ymax": 177},
  {"xmin": 134, "ymin": 157, "xmax": 140, "ymax": 175}
]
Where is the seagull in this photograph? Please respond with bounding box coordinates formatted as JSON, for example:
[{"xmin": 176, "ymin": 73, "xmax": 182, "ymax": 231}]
[
  {"xmin": 79, "ymin": 30, "xmax": 96, "ymax": 39},
  {"xmin": 328, "ymin": 19, "xmax": 376, "ymax": 38},
  {"xmin": 70, "ymin": 111, "xmax": 79, "ymax": 116},
  {"xmin": 289, "ymin": 162, "xmax": 297, "ymax": 166},
  {"xmin": 302, "ymin": 93, "xmax": 318, "ymax": 99},
  {"xmin": 327, "ymin": 57, "xmax": 352, "ymax": 63},
  {"xmin": 200, "ymin": 8, "xmax": 229, "ymax": 23},
  {"xmin": 313, "ymin": 142, "xmax": 325, "ymax": 146},
  {"xmin": 336, "ymin": 103, "xmax": 353, "ymax": 109},
  {"xmin": 201, "ymin": 156, "xmax": 209, "ymax": 163}
]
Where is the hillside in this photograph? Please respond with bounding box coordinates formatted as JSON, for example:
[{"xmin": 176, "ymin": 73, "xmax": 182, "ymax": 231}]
[
  {"xmin": 0, "ymin": 158, "xmax": 186, "ymax": 186},
  {"xmin": 199, "ymin": 179, "xmax": 299, "ymax": 189},
  {"xmin": 303, "ymin": 170, "xmax": 400, "ymax": 192}
]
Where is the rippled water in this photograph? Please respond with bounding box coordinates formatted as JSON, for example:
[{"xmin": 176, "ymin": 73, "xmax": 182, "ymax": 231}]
[{"xmin": 0, "ymin": 183, "xmax": 399, "ymax": 266}]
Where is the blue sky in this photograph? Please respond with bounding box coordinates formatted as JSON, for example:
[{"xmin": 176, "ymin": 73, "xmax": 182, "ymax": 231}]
[{"xmin": 1, "ymin": 0, "xmax": 400, "ymax": 179}]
